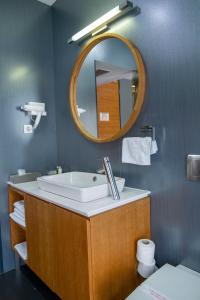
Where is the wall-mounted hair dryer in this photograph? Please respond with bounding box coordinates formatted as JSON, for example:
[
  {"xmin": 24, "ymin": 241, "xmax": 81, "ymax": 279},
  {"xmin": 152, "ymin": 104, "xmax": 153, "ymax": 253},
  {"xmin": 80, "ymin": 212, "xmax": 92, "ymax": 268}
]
[{"xmin": 21, "ymin": 102, "xmax": 47, "ymax": 130}]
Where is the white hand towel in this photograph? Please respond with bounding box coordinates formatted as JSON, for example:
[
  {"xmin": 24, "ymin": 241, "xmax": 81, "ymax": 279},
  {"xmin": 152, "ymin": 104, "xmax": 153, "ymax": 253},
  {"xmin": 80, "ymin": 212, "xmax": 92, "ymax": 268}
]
[
  {"xmin": 151, "ymin": 140, "xmax": 158, "ymax": 155},
  {"xmin": 122, "ymin": 137, "xmax": 158, "ymax": 166}
]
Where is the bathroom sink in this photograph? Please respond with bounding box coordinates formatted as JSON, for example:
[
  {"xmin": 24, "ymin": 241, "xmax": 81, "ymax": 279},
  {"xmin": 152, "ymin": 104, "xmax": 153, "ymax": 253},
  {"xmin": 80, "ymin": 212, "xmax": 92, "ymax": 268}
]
[{"xmin": 37, "ymin": 172, "xmax": 125, "ymax": 202}]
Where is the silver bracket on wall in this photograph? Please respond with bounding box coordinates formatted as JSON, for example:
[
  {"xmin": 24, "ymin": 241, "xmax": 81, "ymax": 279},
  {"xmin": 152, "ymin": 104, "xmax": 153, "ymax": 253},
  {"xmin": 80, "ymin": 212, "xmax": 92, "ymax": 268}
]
[{"xmin": 140, "ymin": 125, "xmax": 156, "ymax": 141}]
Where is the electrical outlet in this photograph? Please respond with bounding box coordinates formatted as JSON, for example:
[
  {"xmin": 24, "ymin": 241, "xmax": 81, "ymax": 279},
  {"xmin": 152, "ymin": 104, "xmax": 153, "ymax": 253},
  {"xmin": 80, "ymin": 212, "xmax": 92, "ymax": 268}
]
[{"xmin": 24, "ymin": 125, "xmax": 33, "ymax": 134}]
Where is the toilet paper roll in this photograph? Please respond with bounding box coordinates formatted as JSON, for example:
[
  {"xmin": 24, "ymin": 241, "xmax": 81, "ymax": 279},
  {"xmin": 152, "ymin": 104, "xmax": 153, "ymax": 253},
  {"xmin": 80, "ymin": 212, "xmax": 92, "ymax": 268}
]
[
  {"xmin": 137, "ymin": 261, "xmax": 157, "ymax": 279},
  {"xmin": 136, "ymin": 239, "xmax": 155, "ymax": 265}
]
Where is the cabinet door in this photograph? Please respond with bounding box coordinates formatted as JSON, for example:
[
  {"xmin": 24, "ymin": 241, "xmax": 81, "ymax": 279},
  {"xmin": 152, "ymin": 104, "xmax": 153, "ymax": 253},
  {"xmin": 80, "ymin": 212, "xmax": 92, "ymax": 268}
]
[
  {"xmin": 25, "ymin": 195, "xmax": 55, "ymax": 291},
  {"xmin": 53, "ymin": 205, "xmax": 92, "ymax": 300},
  {"xmin": 90, "ymin": 197, "xmax": 150, "ymax": 300}
]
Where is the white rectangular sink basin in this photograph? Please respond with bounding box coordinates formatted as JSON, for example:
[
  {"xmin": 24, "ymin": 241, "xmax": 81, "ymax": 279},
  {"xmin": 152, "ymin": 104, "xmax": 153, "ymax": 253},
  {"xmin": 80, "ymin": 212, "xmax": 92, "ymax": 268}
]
[{"xmin": 37, "ymin": 172, "xmax": 125, "ymax": 202}]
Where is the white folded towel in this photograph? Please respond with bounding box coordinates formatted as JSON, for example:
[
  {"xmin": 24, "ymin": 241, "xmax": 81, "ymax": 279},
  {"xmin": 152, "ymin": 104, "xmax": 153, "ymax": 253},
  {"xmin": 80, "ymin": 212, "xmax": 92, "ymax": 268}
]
[
  {"xmin": 14, "ymin": 200, "xmax": 24, "ymax": 209},
  {"xmin": 122, "ymin": 137, "xmax": 158, "ymax": 166},
  {"xmin": 12, "ymin": 211, "xmax": 25, "ymax": 223},
  {"xmin": 15, "ymin": 205, "xmax": 24, "ymax": 215},
  {"xmin": 14, "ymin": 208, "xmax": 25, "ymax": 220},
  {"xmin": 14, "ymin": 200, "xmax": 25, "ymax": 215},
  {"xmin": 14, "ymin": 242, "xmax": 27, "ymax": 261},
  {"xmin": 10, "ymin": 212, "xmax": 26, "ymax": 228}
]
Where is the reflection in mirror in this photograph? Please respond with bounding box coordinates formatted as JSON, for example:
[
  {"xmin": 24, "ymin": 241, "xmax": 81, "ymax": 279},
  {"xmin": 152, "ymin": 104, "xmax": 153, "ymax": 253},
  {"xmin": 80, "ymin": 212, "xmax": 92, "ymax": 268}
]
[
  {"xmin": 76, "ymin": 37, "xmax": 139, "ymax": 139},
  {"xmin": 95, "ymin": 60, "xmax": 138, "ymax": 138}
]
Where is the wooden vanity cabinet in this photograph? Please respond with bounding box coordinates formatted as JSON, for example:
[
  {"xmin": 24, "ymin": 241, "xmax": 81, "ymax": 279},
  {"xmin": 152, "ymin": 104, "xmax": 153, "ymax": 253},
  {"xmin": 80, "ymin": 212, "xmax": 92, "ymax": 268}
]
[{"xmin": 13, "ymin": 190, "xmax": 150, "ymax": 300}]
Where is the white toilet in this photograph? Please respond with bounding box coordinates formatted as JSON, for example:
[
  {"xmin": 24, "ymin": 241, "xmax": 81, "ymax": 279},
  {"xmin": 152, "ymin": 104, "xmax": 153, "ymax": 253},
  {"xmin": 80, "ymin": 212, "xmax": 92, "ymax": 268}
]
[{"xmin": 126, "ymin": 264, "xmax": 200, "ymax": 300}]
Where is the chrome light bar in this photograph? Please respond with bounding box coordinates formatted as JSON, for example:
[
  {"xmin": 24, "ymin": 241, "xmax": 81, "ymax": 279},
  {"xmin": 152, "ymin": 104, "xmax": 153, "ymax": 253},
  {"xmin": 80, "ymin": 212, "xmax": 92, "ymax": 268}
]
[{"xmin": 68, "ymin": 1, "xmax": 134, "ymax": 44}]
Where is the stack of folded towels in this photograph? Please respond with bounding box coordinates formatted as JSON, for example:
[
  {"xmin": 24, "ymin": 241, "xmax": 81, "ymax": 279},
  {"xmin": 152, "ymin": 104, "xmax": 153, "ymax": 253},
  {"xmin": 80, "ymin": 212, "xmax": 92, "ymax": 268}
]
[{"xmin": 9, "ymin": 200, "xmax": 25, "ymax": 228}]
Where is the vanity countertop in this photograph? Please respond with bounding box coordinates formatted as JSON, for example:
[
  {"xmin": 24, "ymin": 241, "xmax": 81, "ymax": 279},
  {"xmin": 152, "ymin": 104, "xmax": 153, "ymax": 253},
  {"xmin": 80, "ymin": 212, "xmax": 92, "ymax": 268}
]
[{"xmin": 8, "ymin": 181, "xmax": 150, "ymax": 217}]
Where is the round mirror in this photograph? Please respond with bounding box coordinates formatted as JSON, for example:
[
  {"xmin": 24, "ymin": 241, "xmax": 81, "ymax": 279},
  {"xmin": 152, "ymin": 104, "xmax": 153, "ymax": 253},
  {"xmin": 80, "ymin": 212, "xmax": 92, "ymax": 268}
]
[{"xmin": 70, "ymin": 33, "xmax": 146, "ymax": 143}]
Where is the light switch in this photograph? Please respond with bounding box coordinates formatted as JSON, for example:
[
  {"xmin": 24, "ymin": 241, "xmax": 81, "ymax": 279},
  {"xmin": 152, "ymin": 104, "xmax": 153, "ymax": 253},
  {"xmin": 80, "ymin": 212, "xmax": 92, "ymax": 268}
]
[
  {"xmin": 24, "ymin": 125, "xmax": 33, "ymax": 134},
  {"xmin": 100, "ymin": 112, "xmax": 109, "ymax": 122}
]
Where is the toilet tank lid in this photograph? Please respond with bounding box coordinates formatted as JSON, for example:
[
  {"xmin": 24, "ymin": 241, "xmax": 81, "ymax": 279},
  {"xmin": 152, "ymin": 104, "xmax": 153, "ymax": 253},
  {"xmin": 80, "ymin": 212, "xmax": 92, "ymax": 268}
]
[
  {"xmin": 140, "ymin": 263, "xmax": 200, "ymax": 300},
  {"xmin": 177, "ymin": 264, "xmax": 200, "ymax": 278}
]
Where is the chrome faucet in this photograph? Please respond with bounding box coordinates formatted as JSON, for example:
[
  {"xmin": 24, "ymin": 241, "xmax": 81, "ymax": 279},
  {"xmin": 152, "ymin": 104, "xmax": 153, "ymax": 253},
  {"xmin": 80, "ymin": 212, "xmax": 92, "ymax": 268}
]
[{"xmin": 97, "ymin": 157, "xmax": 120, "ymax": 200}]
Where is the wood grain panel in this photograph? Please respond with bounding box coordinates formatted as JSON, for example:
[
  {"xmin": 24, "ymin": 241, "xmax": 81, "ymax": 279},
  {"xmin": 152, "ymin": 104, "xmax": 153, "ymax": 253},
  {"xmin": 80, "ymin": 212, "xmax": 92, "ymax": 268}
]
[
  {"xmin": 97, "ymin": 81, "xmax": 120, "ymax": 139},
  {"xmin": 10, "ymin": 219, "xmax": 26, "ymax": 249},
  {"xmin": 90, "ymin": 197, "xmax": 150, "ymax": 300},
  {"xmin": 25, "ymin": 195, "xmax": 55, "ymax": 291},
  {"xmin": 53, "ymin": 205, "xmax": 92, "ymax": 300}
]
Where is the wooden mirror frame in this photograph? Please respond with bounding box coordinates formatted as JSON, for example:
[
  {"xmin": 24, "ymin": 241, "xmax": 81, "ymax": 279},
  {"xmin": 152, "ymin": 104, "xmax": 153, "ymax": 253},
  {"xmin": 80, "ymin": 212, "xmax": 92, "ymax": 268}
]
[{"xmin": 69, "ymin": 33, "xmax": 146, "ymax": 143}]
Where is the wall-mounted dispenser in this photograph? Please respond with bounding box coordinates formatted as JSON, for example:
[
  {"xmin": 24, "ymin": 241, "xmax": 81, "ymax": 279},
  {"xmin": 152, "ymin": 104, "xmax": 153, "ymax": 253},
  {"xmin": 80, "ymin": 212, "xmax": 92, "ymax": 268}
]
[
  {"xmin": 187, "ymin": 154, "xmax": 200, "ymax": 181},
  {"xmin": 21, "ymin": 102, "xmax": 47, "ymax": 131}
]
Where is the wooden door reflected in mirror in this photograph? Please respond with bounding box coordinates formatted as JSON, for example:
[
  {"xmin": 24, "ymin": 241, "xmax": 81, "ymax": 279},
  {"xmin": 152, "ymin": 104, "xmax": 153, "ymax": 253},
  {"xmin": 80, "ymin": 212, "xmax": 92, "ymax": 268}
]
[{"xmin": 97, "ymin": 81, "xmax": 120, "ymax": 139}]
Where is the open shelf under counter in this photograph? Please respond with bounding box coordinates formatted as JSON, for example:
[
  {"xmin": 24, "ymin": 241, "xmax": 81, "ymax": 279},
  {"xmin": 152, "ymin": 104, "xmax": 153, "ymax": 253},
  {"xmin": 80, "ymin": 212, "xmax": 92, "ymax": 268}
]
[
  {"xmin": 8, "ymin": 185, "xmax": 26, "ymax": 249},
  {"xmin": 10, "ymin": 218, "xmax": 26, "ymax": 249}
]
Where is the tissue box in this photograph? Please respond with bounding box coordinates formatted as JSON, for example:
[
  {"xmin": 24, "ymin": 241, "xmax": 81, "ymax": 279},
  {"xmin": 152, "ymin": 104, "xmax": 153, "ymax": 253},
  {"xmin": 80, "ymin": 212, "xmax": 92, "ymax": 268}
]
[{"xmin": 9, "ymin": 172, "xmax": 41, "ymax": 184}]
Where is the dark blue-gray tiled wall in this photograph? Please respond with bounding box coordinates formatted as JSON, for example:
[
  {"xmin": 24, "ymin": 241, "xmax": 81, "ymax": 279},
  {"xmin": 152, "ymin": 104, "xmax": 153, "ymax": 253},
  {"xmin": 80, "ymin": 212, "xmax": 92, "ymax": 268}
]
[{"xmin": 0, "ymin": 0, "xmax": 57, "ymax": 272}]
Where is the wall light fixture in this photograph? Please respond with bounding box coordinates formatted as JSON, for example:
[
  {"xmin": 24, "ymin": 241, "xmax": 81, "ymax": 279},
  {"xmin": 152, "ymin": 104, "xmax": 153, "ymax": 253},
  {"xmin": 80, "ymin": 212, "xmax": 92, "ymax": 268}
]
[{"xmin": 67, "ymin": 1, "xmax": 134, "ymax": 44}]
